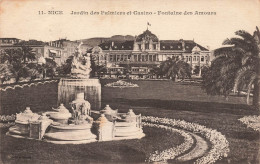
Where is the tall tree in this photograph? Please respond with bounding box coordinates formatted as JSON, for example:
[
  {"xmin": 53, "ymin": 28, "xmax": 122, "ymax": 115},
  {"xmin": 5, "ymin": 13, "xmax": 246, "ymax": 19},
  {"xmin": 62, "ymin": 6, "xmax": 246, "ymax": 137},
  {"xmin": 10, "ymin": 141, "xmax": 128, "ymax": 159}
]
[
  {"xmin": 160, "ymin": 56, "xmax": 191, "ymax": 81},
  {"xmin": 0, "ymin": 63, "xmax": 13, "ymax": 84},
  {"xmin": 21, "ymin": 45, "xmax": 36, "ymax": 63},
  {"xmin": 202, "ymin": 27, "xmax": 260, "ymax": 107}
]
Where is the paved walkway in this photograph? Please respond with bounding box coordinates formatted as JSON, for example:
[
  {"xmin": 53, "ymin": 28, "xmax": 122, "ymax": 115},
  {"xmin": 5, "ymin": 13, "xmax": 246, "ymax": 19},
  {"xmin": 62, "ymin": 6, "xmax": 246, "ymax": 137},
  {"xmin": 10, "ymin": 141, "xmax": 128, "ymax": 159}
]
[{"xmin": 176, "ymin": 132, "xmax": 209, "ymax": 162}]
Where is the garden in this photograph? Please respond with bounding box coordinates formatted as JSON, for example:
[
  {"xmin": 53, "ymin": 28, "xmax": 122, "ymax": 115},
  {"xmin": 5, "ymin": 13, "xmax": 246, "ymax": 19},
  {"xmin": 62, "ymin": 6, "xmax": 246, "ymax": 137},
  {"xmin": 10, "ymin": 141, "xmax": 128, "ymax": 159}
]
[{"xmin": 0, "ymin": 80, "xmax": 259, "ymax": 164}]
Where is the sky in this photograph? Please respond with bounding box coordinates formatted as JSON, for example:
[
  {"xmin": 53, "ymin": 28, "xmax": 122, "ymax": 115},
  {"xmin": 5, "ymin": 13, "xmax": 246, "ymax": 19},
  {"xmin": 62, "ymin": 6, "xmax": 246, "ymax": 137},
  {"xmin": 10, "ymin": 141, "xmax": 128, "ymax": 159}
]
[{"xmin": 0, "ymin": 0, "xmax": 260, "ymax": 50}]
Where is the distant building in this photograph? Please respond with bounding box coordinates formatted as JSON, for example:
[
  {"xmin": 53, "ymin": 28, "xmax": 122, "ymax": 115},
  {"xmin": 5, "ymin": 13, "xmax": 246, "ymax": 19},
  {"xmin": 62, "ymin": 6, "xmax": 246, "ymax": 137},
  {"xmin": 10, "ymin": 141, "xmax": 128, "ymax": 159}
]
[
  {"xmin": 0, "ymin": 39, "xmax": 63, "ymax": 65},
  {"xmin": 0, "ymin": 38, "xmax": 82, "ymax": 66},
  {"xmin": 49, "ymin": 39, "xmax": 79, "ymax": 64},
  {"xmin": 90, "ymin": 29, "xmax": 211, "ymax": 78},
  {"xmin": 0, "ymin": 38, "xmax": 21, "ymax": 45}
]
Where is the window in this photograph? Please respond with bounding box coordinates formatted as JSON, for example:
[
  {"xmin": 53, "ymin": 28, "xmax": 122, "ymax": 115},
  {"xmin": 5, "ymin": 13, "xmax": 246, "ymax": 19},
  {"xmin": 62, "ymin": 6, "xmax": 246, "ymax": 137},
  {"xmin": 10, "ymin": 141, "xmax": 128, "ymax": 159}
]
[
  {"xmin": 134, "ymin": 55, "xmax": 137, "ymax": 61},
  {"xmin": 145, "ymin": 43, "xmax": 149, "ymax": 50},
  {"xmin": 138, "ymin": 44, "xmax": 141, "ymax": 50},
  {"xmin": 153, "ymin": 44, "xmax": 156, "ymax": 49},
  {"xmin": 149, "ymin": 55, "xmax": 152, "ymax": 61},
  {"xmin": 153, "ymin": 55, "xmax": 157, "ymax": 61},
  {"xmin": 110, "ymin": 55, "xmax": 114, "ymax": 61},
  {"xmin": 142, "ymin": 55, "xmax": 145, "ymax": 61},
  {"xmin": 201, "ymin": 56, "xmax": 204, "ymax": 62}
]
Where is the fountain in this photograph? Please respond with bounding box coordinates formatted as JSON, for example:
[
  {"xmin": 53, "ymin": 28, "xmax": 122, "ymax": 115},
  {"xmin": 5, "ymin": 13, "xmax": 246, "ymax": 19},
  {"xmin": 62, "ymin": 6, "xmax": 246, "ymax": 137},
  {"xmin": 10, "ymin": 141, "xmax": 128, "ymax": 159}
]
[
  {"xmin": 44, "ymin": 93, "xmax": 97, "ymax": 144},
  {"xmin": 7, "ymin": 101, "xmax": 144, "ymax": 143},
  {"xmin": 58, "ymin": 42, "xmax": 101, "ymax": 110},
  {"xmin": 6, "ymin": 43, "xmax": 144, "ymax": 143}
]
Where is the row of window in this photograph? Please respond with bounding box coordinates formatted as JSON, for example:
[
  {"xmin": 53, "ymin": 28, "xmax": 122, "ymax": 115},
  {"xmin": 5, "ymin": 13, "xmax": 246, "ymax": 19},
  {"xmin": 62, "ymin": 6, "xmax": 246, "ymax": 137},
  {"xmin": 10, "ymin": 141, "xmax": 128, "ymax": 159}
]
[
  {"xmin": 107, "ymin": 67, "xmax": 149, "ymax": 72},
  {"xmin": 185, "ymin": 56, "xmax": 208, "ymax": 62},
  {"xmin": 108, "ymin": 54, "xmax": 158, "ymax": 62},
  {"xmin": 138, "ymin": 44, "xmax": 157, "ymax": 50}
]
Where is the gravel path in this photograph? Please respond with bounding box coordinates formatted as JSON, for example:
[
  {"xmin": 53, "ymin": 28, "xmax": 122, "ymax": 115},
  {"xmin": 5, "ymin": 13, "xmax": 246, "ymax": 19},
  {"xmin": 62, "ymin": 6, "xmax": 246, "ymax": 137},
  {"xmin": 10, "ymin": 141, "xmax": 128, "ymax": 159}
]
[{"xmin": 176, "ymin": 132, "xmax": 209, "ymax": 162}]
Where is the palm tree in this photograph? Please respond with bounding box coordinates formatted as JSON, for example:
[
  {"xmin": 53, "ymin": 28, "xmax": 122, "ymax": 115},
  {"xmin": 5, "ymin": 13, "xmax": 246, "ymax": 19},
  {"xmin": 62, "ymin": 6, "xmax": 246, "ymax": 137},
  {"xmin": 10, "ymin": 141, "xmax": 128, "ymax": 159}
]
[
  {"xmin": 20, "ymin": 44, "xmax": 36, "ymax": 63},
  {"xmin": 0, "ymin": 63, "xmax": 13, "ymax": 84},
  {"xmin": 160, "ymin": 56, "xmax": 191, "ymax": 81},
  {"xmin": 0, "ymin": 49, "xmax": 21, "ymax": 64},
  {"xmin": 203, "ymin": 27, "xmax": 260, "ymax": 107}
]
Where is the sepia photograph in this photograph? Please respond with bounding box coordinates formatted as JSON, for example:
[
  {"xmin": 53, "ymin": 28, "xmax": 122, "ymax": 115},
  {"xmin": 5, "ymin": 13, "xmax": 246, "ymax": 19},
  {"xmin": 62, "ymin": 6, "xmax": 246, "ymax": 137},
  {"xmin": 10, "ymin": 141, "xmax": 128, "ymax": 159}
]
[{"xmin": 0, "ymin": 0, "xmax": 260, "ymax": 163}]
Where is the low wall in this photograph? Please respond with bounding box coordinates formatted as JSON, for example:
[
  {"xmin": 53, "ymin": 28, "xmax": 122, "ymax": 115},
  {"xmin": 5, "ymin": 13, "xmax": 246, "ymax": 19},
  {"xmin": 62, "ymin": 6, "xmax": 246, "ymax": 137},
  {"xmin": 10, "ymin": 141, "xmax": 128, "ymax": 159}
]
[{"xmin": 0, "ymin": 80, "xmax": 59, "ymax": 115}]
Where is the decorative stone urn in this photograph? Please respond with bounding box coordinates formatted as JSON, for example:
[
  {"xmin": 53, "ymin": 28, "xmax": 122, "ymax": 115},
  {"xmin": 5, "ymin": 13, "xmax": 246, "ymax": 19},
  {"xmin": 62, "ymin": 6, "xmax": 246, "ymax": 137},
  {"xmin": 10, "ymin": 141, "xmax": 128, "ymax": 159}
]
[
  {"xmin": 49, "ymin": 104, "xmax": 72, "ymax": 124},
  {"xmin": 9, "ymin": 107, "xmax": 40, "ymax": 136},
  {"xmin": 100, "ymin": 105, "xmax": 118, "ymax": 122},
  {"xmin": 125, "ymin": 109, "xmax": 137, "ymax": 122}
]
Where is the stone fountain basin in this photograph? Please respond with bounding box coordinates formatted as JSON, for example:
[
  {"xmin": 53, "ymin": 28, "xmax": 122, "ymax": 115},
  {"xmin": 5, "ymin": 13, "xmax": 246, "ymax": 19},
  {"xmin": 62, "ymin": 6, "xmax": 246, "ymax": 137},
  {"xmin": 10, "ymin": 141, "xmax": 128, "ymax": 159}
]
[
  {"xmin": 47, "ymin": 112, "xmax": 72, "ymax": 120},
  {"xmin": 9, "ymin": 121, "xmax": 30, "ymax": 135},
  {"xmin": 44, "ymin": 123, "xmax": 96, "ymax": 141},
  {"xmin": 50, "ymin": 123, "xmax": 92, "ymax": 131},
  {"xmin": 114, "ymin": 121, "xmax": 137, "ymax": 127},
  {"xmin": 44, "ymin": 131, "xmax": 96, "ymax": 141}
]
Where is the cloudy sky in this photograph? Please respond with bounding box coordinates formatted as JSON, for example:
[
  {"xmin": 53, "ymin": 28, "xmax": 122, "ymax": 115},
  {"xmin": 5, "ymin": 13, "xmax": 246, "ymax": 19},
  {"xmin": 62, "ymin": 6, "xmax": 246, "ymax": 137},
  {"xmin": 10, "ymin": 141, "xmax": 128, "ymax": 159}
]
[{"xmin": 0, "ymin": 0, "xmax": 259, "ymax": 49}]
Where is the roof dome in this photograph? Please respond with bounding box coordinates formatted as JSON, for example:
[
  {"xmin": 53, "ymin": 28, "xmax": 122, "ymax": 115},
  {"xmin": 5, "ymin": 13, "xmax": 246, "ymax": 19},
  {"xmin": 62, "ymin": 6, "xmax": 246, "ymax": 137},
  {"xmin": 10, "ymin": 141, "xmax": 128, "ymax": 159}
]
[
  {"xmin": 136, "ymin": 30, "xmax": 159, "ymax": 42},
  {"xmin": 192, "ymin": 45, "xmax": 201, "ymax": 52}
]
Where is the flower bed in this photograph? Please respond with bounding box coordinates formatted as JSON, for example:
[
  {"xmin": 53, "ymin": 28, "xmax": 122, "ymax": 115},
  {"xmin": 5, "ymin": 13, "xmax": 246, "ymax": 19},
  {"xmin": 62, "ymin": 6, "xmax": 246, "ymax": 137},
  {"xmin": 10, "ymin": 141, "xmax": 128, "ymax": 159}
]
[
  {"xmin": 142, "ymin": 116, "xmax": 230, "ymax": 164},
  {"xmin": 239, "ymin": 115, "xmax": 260, "ymax": 132},
  {"xmin": 0, "ymin": 114, "xmax": 16, "ymax": 123},
  {"xmin": 143, "ymin": 122, "xmax": 194, "ymax": 162},
  {"xmin": 105, "ymin": 80, "xmax": 139, "ymax": 88},
  {"xmin": 0, "ymin": 80, "xmax": 58, "ymax": 91}
]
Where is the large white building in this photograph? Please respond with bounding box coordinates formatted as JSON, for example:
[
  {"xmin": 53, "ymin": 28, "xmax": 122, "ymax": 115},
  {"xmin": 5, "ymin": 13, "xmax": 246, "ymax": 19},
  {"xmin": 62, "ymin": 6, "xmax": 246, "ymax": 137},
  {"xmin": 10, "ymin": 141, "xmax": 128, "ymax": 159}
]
[{"xmin": 91, "ymin": 29, "xmax": 211, "ymax": 78}]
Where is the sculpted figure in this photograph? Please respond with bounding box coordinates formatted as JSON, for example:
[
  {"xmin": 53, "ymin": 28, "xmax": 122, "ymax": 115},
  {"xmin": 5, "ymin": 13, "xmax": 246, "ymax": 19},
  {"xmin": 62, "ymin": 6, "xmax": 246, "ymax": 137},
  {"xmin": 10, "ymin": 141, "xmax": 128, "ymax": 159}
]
[{"xmin": 71, "ymin": 42, "xmax": 92, "ymax": 78}]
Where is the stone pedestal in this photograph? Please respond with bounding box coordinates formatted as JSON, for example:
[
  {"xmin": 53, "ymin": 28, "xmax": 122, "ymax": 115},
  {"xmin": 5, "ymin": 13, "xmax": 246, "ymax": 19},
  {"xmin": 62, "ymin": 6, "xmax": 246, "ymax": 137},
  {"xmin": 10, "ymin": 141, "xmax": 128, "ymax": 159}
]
[
  {"xmin": 58, "ymin": 78, "xmax": 101, "ymax": 110},
  {"xmin": 94, "ymin": 114, "xmax": 115, "ymax": 141}
]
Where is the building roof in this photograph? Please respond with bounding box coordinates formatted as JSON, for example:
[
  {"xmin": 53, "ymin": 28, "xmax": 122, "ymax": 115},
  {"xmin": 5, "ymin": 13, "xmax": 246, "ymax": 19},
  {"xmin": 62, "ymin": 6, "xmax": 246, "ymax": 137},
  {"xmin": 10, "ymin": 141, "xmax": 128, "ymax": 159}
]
[
  {"xmin": 0, "ymin": 38, "xmax": 20, "ymax": 40},
  {"xmin": 160, "ymin": 40, "xmax": 208, "ymax": 52},
  {"xmin": 99, "ymin": 40, "xmax": 134, "ymax": 50},
  {"xmin": 14, "ymin": 40, "xmax": 46, "ymax": 46},
  {"xmin": 136, "ymin": 29, "xmax": 159, "ymax": 42}
]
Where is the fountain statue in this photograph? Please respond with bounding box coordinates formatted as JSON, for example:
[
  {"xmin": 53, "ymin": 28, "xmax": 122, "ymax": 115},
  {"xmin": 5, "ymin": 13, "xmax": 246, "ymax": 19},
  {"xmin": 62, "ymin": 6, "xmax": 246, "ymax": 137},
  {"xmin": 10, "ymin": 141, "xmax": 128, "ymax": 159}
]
[
  {"xmin": 58, "ymin": 42, "xmax": 101, "ymax": 110},
  {"xmin": 71, "ymin": 42, "xmax": 92, "ymax": 79}
]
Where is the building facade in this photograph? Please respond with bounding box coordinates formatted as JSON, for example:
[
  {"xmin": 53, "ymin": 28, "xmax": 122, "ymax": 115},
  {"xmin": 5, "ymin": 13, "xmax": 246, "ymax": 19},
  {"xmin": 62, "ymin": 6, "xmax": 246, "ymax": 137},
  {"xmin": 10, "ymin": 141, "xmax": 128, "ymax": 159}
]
[
  {"xmin": 0, "ymin": 38, "xmax": 83, "ymax": 66},
  {"xmin": 91, "ymin": 29, "xmax": 211, "ymax": 78}
]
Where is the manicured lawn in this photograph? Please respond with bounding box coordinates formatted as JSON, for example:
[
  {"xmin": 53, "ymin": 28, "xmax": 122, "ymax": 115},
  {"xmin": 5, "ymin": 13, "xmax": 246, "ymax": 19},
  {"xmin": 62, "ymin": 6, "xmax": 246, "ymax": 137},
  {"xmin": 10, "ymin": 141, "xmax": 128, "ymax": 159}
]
[{"xmin": 0, "ymin": 79, "xmax": 259, "ymax": 163}]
